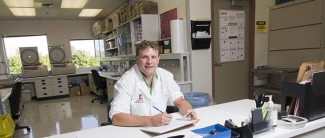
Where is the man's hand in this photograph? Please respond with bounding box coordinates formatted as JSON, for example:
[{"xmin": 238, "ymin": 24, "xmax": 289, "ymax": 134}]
[
  {"xmin": 184, "ymin": 109, "xmax": 197, "ymax": 120},
  {"xmin": 151, "ymin": 113, "xmax": 173, "ymax": 126}
]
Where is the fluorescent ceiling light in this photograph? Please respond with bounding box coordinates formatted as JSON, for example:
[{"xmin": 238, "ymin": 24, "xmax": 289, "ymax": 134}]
[
  {"xmin": 10, "ymin": 8, "xmax": 36, "ymax": 16},
  {"xmin": 61, "ymin": 0, "xmax": 88, "ymax": 8},
  {"xmin": 3, "ymin": 0, "xmax": 34, "ymax": 7},
  {"xmin": 79, "ymin": 9, "xmax": 102, "ymax": 17}
]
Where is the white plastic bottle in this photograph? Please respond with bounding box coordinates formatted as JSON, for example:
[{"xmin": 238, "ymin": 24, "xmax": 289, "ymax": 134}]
[{"xmin": 266, "ymin": 95, "xmax": 277, "ymax": 127}]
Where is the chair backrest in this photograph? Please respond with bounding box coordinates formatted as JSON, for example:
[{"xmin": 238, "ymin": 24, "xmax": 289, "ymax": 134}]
[
  {"xmin": 91, "ymin": 69, "xmax": 103, "ymax": 89},
  {"xmin": 9, "ymin": 82, "xmax": 22, "ymax": 116}
]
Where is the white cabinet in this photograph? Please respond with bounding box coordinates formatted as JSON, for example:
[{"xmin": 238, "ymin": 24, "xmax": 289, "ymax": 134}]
[
  {"xmin": 23, "ymin": 76, "xmax": 69, "ymax": 99},
  {"xmin": 88, "ymin": 74, "xmax": 97, "ymax": 93},
  {"xmin": 106, "ymin": 78, "xmax": 116, "ymax": 100},
  {"xmin": 35, "ymin": 78, "xmax": 53, "ymax": 98},
  {"xmin": 1, "ymin": 99, "xmax": 11, "ymax": 115},
  {"xmin": 51, "ymin": 76, "xmax": 69, "ymax": 96},
  {"xmin": 179, "ymin": 83, "xmax": 192, "ymax": 93}
]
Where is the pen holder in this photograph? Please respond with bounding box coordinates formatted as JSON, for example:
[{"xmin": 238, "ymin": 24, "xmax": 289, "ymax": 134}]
[
  {"xmin": 251, "ymin": 108, "xmax": 271, "ymax": 134},
  {"xmin": 251, "ymin": 119, "xmax": 271, "ymax": 134}
]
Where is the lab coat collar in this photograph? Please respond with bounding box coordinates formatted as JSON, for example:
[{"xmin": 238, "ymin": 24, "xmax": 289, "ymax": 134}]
[{"xmin": 134, "ymin": 64, "xmax": 152, "ymax": 100}]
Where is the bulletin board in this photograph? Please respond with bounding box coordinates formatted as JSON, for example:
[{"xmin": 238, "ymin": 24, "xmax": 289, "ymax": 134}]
[
  {"xmin": 160, "ymin": 8, "xmax": 177, "ymax": 39},
  {"xmin": 219, "ymin": 9, "xmax": 245, "ymax": 63}
]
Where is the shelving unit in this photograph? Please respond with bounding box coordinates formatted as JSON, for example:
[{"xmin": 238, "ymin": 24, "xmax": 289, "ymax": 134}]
[
  {"xmin": 97, "ymin": 14, "xmax": 159, "ymax": 58},
  {"xmin": 97, "ymin": 14, "xmax": 191, "ymax": 91},
  {"xmin": 250, "ymin": 68, "xmax": 299, "ymax": 103}
]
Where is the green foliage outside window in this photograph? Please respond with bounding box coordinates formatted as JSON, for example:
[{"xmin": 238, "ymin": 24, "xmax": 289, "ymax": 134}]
[
  {"xmin": 72, "ymin": 50, "xmax": 99, "ymax": 68},
  {"xmin": 7, "ymin": 54, "xmax": 50, "ymax": 74}
]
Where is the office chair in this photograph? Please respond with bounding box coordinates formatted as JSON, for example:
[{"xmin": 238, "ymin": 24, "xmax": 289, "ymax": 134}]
[
  {"xmin": 101, "ymin": 98, "xmax": 113, "ymax": 126},
  {"xmin": 9, "ymin": 82, "xmax": 31, "ymax": 131},
  {"xmin": 91, "ymin": 69, "xmax": 108, "ymax": 104}
]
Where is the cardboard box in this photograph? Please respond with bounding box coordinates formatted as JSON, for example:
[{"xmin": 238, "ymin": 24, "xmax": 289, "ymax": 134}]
[
  {"xmin": 80, "ymin": 86, "xmax": 90, "ymax": 95},
  {"xmin": 69, "ymin": 87, "xmax": 80, "ymax": 97},
  {"xmin": 79, "ymin": 82, "xmax": 90, "ymax": 95},
  {"xmin": 103, "ymin": 18, "xmax": 113, "ymax": 31}
]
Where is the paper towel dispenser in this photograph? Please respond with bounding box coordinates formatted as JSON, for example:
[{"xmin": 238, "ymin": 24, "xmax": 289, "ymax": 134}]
[{"xmin": 190, "ymin": 20, "xmax": 211, "ymax": 50}]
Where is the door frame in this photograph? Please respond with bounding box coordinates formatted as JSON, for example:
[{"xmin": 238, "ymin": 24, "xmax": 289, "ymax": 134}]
[{"xmin": 210, "ymin": 0, "xmax": 256, "ymax": 99}]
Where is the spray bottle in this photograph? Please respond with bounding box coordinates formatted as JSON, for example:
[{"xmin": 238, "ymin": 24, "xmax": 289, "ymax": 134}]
[{"xmin": 265, "ymin": 95, "xmax": 277, "ymax": 127}]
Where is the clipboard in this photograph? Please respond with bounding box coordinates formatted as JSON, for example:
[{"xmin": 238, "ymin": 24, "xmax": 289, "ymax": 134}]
[{"xmin": 140, "ymin": 119, "xmax": 198, "ymax": 134}]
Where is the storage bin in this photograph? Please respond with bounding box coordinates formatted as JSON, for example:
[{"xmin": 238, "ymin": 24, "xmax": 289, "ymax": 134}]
[
  {"xmin": 184, "ymin": 92, "xmax": 210, "ymax": 108},
  {"xmin": 191, "ymin": 124, "xmax": 231, "ymax": 138}
]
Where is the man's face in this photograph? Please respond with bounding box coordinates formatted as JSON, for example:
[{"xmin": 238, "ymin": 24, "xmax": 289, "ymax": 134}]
[{"xmin": 136, "ymin": 47, "xmax": 160, "ymax": 78}]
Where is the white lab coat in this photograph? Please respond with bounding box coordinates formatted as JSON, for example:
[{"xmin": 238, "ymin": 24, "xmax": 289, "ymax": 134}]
[{"xmin": 109, "ymin": 64, "xmax": 184, "ymax": 119}]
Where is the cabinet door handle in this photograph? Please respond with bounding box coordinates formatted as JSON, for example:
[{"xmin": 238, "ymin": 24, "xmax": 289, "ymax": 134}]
[
  {"xmin": 44, "ymin": 93, "xmax": 47, "ymax": 95},
  {"xmin": 58, "ymin": 78, "xmax": 61, "ymax": 80},
  {"xmin": 43, "ymin": 87, "xmax": 46, "ymax": 89},
  {"xmin": 59, "ymin": 91, "xmax": 63, "ymax": 93},
  {"xmin": 42, "ymin": 83, "xmax": 46, "ymax": 85},
  {"xmin": 41, "ymin": 80, "xmax": 45, "ymax": 82},
  {"xmin": 58, "ymin": 85, "xmax": 62, "ymax": 87},
  {"xmin": 58, "ymin": 81, "xmax": 61, "ymax": 83}
]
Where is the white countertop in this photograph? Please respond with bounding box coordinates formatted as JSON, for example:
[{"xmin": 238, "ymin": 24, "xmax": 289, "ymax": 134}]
[
  {"xmin": 0, "ymin": 88, "xmax": 12, "ymax": 102},
  {"xmin": 46, "ymin": 99, "xmax": 325, "ymax": 138},
  {"xmin": 99, "ymin": 72, "xmax": 121, "ymax": 81}
]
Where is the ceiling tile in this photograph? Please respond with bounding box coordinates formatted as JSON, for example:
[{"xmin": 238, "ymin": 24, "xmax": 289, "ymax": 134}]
[
  {"xmin": 36, "ymin": 8, "xmax": 59, "ymax": 17},
  {"xmin": 0, "ymin": 0, "xmax": 124, "ymax": 19},
  {"xmin": 58, "ymin": 9, "xmax": 82, "ymax": 17},
  {"xmin": 34, "ymin": 0, "xmax": 62, "ymax": 8},
  {"xmin": 0, "ymin": 7, "xmax": 13, "ymax": 16},
  {"xmin": 0, "ymin": 1, "xmax": 7, "ymax": 7},
  {"xmin": 84, "ymin": 0, "xmax": 113, "ymax": 9},
  {"xmin": 96, "ymin": 0, "xmax": 125, "ymax": 19}
]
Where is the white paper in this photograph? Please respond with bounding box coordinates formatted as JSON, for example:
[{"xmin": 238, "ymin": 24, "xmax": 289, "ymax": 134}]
[{"xmin": 141, "ymin": 120, "xmax": 197, "ymax": 134}]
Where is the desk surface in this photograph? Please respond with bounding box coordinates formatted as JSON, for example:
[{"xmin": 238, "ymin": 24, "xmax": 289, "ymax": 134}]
[
  {"xmin": 0, "ymin": 88, "xmax": 11, "ymax": 102},
  {"xmin": 46, "ymin": 99, "xmax": 325, "ymax": 138}
]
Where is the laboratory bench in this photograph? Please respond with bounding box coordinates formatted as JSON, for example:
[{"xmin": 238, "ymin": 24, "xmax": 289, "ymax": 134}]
[
  {"xmin": 46, "ymin": 99, "xmax": 325, "ymax": 138},
  {"xmin": 19, "ymin": 70, "xmax": 192, "ymax": 101}
]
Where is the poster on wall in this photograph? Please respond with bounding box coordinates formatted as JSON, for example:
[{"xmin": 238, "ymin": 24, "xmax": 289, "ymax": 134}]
[
  {"xmin": 160, "ymin": 8, "xmax": 177, "ymax": 39},
  {"xmin": 219, "ymin": 9, "xmax": 245, "ymax": 63}
]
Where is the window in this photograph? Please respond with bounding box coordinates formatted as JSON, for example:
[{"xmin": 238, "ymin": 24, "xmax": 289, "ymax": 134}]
[
  {"xmin": 70, "ymin": 39, "xmax": 99, "ymax": 68},
  {"xmin": 3, "ymin": 35, "xmax": 49, "ymax": 74}
]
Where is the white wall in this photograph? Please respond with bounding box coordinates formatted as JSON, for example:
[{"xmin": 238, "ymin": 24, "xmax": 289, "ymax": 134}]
[
  {"xmin": 0, "ymin": 19, "xmax": 96, "ymax": 74},
  {"xmin": 254, "ymin": 0, "xmax": 275, "ymax": 67},
  {"xmin": 188, "ymin": 0, "xmax": 212, "ymax": 96}
]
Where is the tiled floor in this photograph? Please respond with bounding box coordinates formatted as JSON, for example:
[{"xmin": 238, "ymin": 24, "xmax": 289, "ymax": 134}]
[{"xmin": 14, "ymin": 95, "xmax": 108, "ymax": 138}]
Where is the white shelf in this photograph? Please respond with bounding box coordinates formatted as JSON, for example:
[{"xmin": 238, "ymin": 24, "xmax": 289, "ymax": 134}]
[
  {"xmin": 105, "ymin": 37, "xmax": 116, "ymax": 42},
  {"xmin": 106, "ymin": 47, "xmax": 118, "ymax": 51},
  {"xmin": 102, "ymin": 28, "xmax": 116, "ymax": 35}
]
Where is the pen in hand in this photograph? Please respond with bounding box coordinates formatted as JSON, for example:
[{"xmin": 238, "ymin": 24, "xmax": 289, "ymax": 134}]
[{"xmin": 152, "ymin": 106, "xmax": 164, "ymax": 113}]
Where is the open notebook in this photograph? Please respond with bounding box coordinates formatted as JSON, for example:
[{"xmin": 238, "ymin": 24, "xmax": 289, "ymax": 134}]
[{"xmin": 141, "ymin": 119, "xmax": 198, "ymax": 134}]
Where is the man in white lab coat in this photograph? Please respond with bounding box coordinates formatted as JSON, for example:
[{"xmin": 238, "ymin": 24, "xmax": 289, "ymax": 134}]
[{"xmin": 109, "ymin": 40, "xmax": 197, "ymax": 127}]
